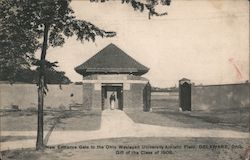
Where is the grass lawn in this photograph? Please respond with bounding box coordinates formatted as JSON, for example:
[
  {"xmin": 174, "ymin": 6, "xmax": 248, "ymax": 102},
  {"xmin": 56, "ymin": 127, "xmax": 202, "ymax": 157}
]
[
  {"xmin": 0, "ymin": 109, "xmax": 101, "ymax": 131},
  {"xmin": 126, "ymin": 99, "xmax": 249, "ymax": 132},
  {"xmin": 1, "ymin": 137, "xmax": 249, "ymax": 160}
]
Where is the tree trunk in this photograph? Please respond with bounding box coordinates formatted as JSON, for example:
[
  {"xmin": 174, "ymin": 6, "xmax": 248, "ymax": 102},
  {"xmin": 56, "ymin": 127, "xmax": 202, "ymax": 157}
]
[
  {"xmin": 36, "ymin": 76, "xmax": 45, "ymax": 150},
  {"xmin": 36, "ymin": 24, "xmax": 49, "ymax": 150}
]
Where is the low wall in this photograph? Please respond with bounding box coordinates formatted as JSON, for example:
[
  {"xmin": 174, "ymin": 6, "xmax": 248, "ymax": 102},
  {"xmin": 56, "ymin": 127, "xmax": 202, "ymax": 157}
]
[
  {"xmin": 1, "ymin": 83, "xmax": 249, "ymax": 112},
  {"xmin": 0, "ymin": 84, "xmax": 83, "ymax": 109},
  {"xmin": 192, "ymin": 83, "xmax": 250, "ymax": 111},
  {"xmin": 150, "ymin": 83, "xmax": 250, "ymax": 112}
]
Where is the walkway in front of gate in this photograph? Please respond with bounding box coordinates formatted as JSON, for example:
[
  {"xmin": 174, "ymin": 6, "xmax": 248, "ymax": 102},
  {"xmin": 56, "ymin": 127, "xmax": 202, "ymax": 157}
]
[{"xmin": 1, "ymin": 110, "xmax": 248, "ymax": 151}]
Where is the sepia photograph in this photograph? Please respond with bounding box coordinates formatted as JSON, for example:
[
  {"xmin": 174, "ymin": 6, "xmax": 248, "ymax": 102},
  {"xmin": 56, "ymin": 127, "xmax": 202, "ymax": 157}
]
[{"xmin": 0, "ymin": 0, "xmax": 249, "ymax": 159}]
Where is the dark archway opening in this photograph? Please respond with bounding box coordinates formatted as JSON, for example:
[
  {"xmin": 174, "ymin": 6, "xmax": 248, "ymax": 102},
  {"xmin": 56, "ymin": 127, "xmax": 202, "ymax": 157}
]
[{"xmin": 101, "ymin": 84, "xmax": 123, "ymax": 110}]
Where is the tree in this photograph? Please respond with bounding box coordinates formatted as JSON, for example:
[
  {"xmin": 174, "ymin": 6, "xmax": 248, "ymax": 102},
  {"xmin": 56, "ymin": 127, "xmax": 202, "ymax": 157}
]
[
  {"xmin": 1, "ymin": 0, "xmax": 115, "ymax": 150},
  {"xmin": 1, "ymin": 0, "xmax": 171, "ymax": 150}
]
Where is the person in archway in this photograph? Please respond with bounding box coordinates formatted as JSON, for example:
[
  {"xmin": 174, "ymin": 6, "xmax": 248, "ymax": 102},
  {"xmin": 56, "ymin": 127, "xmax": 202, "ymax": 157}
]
[
  {"xmin": 69, "ymin": 93, "xmax": 75, "ymax": 110},
  {"xmin": 110, "ymin": 92, "xmax": 116, "ymax": 110}
]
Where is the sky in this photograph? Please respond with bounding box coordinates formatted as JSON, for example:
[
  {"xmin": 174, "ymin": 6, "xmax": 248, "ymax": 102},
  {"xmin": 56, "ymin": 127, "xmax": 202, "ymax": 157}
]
[{"xmin": 45, "ymin": 0, "xmax": 249, "ymax": 87}]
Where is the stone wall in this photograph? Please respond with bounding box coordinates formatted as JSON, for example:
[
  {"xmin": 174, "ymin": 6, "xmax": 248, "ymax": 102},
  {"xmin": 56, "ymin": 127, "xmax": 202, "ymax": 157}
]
[
  {"xmin": 4, "ymin": 81, "xmax": 247, "ymax": 112},
  {"xmin": 82, "ymin": 83, "xmax": 93, "ymax": 110},
  {"xmin": 92, "ymin": 90, "xmax": 102, "ymax": 111},
  {"xmin": 123, "ymin": 83, "xmax": 146, "ymax": 112},
  {"xmin": 0, "ymin": 83, "xmax": 83, "ymax": 110},
  {"xmin": 191, "ymin": 83, "xmax": 250, "ymax": 111},
  {"xmin": 150, "ymin": 83, "xmax": 249, "ymax": 112}
]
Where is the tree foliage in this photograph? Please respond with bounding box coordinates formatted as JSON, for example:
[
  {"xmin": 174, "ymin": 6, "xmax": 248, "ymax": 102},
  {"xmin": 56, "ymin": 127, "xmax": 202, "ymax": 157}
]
[
  {"xmin": 0, "ymin": 68, "xmax": 72, "ymax": 84},
  {"xmin": 90, "ymin": 0, "xmax": 171, "ymax": 19},
  {"xmin": 0, "ymin": 1, "xmax": 39, "ymax": 82}
]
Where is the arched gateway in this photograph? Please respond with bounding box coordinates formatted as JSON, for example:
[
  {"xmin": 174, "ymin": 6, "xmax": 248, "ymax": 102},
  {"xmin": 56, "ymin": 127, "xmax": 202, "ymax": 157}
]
[{"xmin": 75, "ymin": 43, "xmax": 151, "ymax": 112}]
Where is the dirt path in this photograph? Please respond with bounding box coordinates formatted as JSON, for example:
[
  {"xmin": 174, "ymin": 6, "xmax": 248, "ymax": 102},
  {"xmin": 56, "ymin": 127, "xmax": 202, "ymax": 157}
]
[{"xmin": 1, "ymin": 110, "xmax": 248, "ymax": 151}]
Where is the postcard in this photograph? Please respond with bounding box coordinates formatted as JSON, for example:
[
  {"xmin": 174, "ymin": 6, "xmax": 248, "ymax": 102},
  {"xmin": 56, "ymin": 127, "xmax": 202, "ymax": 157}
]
[{"xmin": 0, "ymin": 0, "xmax": 249, "ymax": 159}]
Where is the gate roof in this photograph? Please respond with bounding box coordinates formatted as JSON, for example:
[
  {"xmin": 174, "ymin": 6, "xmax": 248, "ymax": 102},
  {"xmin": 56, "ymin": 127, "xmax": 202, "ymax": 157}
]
[{"xmin": 75, "ymin": 43, "xmax": 149, "ymax": 76}]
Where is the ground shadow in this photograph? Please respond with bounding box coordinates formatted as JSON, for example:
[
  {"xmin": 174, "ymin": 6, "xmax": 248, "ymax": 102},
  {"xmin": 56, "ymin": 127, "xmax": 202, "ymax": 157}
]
[
  {"xmin": 126, "ymin": 99, "xmax": 249, "ymax": 132},
  {"xmin": 0, "ymin": 109, "xmax": 102, "ymax": 131}
]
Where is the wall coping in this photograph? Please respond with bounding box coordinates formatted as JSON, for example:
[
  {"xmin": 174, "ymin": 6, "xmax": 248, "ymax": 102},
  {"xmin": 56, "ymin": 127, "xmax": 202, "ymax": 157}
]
[
  {"xmin": 193, "ymin": 82, "xmax": 249, "ymax": 88},
  {"xmin": 82, "ymin": 79, "xmax": 148, "ymax": 84}
]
